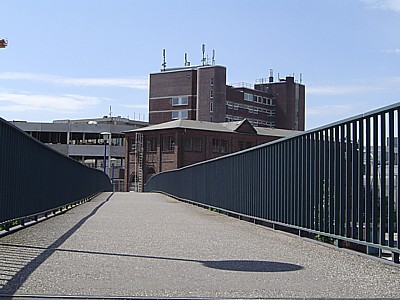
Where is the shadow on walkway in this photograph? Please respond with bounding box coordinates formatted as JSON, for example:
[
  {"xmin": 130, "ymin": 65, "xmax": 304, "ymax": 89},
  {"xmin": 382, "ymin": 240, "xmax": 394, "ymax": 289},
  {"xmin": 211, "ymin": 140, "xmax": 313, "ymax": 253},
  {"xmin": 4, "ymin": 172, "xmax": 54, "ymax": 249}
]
[
  {"xmin": 0, "ymin": 242, "xmax": 303, "ymax": 274},
  {"xmin": 0, "ymin": 193, "xmax": 113, "ymax": 295}
]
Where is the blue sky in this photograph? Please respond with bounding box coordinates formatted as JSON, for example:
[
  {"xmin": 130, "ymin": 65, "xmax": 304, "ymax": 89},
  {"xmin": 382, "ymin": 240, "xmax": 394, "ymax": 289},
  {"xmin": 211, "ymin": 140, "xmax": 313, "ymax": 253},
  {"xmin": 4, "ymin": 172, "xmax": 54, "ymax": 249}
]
[{"xmin": 0, "ymin": 0, "xmax": 399, "ymax": 129}]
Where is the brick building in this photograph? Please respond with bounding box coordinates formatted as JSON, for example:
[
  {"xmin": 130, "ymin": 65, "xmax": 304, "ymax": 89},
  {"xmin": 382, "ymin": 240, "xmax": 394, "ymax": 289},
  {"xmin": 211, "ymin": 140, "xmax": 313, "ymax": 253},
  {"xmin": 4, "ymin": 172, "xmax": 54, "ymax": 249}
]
[
  {"xmin": 124, "ymin": 119, "xmax": 299, "ymax": 191},
  {"xmin": 149, "ymin": 64, "xmax": 305, "ymax": 131}
]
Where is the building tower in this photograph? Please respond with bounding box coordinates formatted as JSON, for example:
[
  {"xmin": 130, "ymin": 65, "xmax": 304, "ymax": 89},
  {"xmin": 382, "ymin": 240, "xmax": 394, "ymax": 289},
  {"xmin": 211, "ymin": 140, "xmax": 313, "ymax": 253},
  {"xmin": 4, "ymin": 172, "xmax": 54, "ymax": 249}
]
[{"xmin": 255, "ymin": 74, "xmax": 305, "ymax": 131}]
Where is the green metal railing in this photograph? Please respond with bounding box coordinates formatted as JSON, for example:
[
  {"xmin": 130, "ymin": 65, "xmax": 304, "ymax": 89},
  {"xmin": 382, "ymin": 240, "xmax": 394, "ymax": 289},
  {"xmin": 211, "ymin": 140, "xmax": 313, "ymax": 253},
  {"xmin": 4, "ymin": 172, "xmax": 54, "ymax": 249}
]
[
  {"xmin": 145, "ymin": 102, "xmax": 400, "ymax": 263},
  {"xmin": 0, "ymin": 117, "xmax": 112, "ymax": 227}
]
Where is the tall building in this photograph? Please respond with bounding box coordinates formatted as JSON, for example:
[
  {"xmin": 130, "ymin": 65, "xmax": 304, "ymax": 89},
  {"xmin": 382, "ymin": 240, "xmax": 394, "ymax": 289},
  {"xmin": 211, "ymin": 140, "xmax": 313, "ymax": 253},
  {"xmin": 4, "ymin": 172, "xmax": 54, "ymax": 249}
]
[{"xmin": 149, "ymin": 62, "xmax": 305, "ymax": 131}]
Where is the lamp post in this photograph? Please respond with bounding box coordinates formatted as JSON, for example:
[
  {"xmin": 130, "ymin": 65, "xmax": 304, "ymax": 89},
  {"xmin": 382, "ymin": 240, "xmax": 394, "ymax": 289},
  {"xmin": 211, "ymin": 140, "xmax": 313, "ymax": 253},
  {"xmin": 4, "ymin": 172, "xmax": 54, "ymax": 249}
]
[
  {"xmin": 110, "ymin": 158, "xmax": 117, "ymax": 191},
  {"xmin": 101, "ymin": 132, "xmax": 111, "ymax": 174}
]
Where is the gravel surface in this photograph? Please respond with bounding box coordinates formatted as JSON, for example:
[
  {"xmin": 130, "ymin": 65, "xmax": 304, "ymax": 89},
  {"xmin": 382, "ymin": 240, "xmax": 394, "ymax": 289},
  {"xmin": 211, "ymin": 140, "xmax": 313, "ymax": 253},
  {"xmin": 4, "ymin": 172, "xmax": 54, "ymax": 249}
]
[{"xmin": 0, "ymin": 192, "xmax": 399, "ymax": 299}]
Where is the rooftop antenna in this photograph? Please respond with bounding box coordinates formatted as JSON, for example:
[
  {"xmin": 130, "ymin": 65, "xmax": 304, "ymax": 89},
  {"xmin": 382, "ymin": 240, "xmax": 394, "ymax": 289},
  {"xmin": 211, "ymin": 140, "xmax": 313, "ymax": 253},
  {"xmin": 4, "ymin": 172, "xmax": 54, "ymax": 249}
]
[
  {"xmin": 300, "ymin": 73, "xmax": 303, "ymax": 84},
  {"xmin": 109, "ymin": 105, "xmax": 112, "ymax": 118},
  {"xmin": 162, "ymin": 49, "xmax": 167, "ymax": 71},
  {"xmin": 184, "ymin": 53, "xmax": 190, "ymax": 66},
  {"xmin": 212, "ymin": 49, "xmax": 215, "ymax": 65},
  {"xmin": 201, "ymin": 44, "xmax": 206, "ymax": 66}
]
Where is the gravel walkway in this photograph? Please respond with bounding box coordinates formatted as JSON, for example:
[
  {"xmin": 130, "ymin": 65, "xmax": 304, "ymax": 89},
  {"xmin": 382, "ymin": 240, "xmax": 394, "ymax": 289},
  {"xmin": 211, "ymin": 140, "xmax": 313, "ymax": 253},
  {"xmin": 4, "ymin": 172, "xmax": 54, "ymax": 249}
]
[{"xmin": 0, "ymin": 192, "xmax": 399, "ymax": 298}]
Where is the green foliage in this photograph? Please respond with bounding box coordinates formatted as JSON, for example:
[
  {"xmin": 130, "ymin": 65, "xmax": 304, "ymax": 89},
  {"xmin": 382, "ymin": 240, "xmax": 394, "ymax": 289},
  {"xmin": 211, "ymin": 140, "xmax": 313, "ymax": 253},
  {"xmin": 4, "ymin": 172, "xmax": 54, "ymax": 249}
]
[
  {"xmin": 11, "ymin": 220, "xmax": 20, "ymax": 226},
  {"xmin": 316, "ymin": 234, "xmax": 334, "ymax": 245}
]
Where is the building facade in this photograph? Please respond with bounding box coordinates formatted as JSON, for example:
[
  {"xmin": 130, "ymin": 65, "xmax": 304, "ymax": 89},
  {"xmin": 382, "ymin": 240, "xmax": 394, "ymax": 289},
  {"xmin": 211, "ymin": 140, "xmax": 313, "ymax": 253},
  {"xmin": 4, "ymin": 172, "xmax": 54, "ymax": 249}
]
[
  {"xmin": 11, "ymin": 116, "xmax": 147, "ymax": 191},
  {"xmin": 124, "ymin": 119, "xmax": 299, "ymax": 191},
  {"xmin": 149, "ymin": 64, "xmax": 305, "ymax": 131}
]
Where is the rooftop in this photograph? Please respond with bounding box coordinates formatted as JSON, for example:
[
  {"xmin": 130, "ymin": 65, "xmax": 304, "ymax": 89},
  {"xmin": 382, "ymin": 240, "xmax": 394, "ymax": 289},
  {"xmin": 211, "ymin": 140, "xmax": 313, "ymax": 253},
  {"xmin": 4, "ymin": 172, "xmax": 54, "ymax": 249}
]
[{"xmin": 126, "ymin": 119, "xmax": 299, "ymax": 138}]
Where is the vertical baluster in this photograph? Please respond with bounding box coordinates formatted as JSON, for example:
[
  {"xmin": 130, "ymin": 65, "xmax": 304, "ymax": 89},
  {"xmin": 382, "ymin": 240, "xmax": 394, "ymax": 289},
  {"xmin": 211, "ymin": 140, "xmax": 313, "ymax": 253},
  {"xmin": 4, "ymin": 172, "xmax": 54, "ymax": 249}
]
[
  {"xmin": 380, "ymin": 113, "xmax": 387, "ymax": 247},
  {"xmin": 334, "ymin": 126, "xmax": 340, "ymax": 235},
  {"xmin": 329, "ymin": 127, "xmax": 335, "ymax": 233},
  {"xmin": 388, "ymin": 110, "xmax": 396, "ymax": 262},
  {"xmin": 358, "ymin": 118, "xmax": 365, "ymax": 241},
  {"xmin": 372, "ymin": 115, "xmax": 379, "ymax": 244},
  {"xmin": 365, "ymin": 117, "xmax": 372, "ymax": 243},
  {"xmin": 340, "ymin": 125, "xmax": 346, "ymax": 236},
  {"xmin": 346, "ymin": 123, "xmax": 352, "ymax": 238},
  {"xmin": 352, "ymin": 121, "xmax": 359, "ymax": 238},
  {"xmin": 324, "ymin": 129, "xmax": 329, "ymax": 233}
]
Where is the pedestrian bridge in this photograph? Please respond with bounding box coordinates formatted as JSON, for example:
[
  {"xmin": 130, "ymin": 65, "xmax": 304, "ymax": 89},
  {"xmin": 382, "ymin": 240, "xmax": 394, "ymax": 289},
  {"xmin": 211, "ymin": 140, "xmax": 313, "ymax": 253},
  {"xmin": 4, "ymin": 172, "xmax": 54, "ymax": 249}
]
[
  {"xmin": 0, "ymin": 192, "xmax": 399, "ymax": 299},
  {"xmin": 1, "ymin": 103, "xmax": 400, "ymax": 298}
]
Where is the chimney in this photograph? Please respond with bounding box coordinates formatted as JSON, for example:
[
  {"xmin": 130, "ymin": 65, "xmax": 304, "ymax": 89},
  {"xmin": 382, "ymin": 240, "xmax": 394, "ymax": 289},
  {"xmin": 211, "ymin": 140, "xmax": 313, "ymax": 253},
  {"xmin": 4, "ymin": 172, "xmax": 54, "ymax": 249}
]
[{"xmin": 269, "ymin": 69, "xmax": 274, "ymax": 83}]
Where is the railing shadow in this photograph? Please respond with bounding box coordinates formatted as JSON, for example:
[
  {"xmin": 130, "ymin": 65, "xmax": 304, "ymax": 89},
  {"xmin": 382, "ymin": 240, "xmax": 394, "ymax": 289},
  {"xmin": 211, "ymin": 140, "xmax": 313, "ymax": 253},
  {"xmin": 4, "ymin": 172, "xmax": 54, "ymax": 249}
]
[
  {"xmin": 0, "ymin": 193, "xmax": 113, "ymax": 295},
  {"xmin": 0, "ymin": 242, "xmax": 303, "ymax": 280}
]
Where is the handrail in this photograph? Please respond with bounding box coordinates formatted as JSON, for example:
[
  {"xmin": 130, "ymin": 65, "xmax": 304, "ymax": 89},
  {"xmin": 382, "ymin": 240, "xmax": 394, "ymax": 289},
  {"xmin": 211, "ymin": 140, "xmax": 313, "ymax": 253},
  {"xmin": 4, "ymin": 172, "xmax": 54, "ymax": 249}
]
[
  {"xmin": 0, "ymin": 117, "xmax": 112, "ymax": 224},
  {"xmin": 145, "ymin": 102, "xmax": 400, "ymax": 263}
]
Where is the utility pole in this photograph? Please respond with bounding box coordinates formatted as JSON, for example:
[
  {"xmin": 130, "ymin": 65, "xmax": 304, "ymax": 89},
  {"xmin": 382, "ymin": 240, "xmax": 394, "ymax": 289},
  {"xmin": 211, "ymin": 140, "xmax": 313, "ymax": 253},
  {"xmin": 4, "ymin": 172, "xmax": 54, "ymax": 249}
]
[{"xmin": 0, "ymin": 39, "xmax": 8, "ymax": 48}]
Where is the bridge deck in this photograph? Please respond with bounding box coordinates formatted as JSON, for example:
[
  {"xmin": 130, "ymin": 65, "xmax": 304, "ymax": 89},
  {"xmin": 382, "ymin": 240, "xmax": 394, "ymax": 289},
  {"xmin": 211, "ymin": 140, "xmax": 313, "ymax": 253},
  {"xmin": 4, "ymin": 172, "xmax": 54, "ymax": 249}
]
[{"xmin": 0, "ymin": 192, "xmax": 399, "ymax": 298}]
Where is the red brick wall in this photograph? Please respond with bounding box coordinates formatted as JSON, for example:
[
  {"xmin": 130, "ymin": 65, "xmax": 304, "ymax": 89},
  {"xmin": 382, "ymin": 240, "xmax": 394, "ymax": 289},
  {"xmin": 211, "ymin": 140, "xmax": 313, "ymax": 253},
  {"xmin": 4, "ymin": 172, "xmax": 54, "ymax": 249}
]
[{"xmin": 124, "ymin": 127, "xmax": 284, "ymax": 191}]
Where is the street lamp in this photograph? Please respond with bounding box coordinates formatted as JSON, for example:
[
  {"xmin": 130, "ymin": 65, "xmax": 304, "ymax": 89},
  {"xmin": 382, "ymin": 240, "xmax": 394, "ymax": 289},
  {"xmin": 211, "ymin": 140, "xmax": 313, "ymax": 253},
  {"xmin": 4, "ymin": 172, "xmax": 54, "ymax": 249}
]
[
  {"xmin": 110, "ymin": 158, "xmax": 118, "ymax": 191},
  {"xmin": 101, "ymin": 132, "xmax": 111, "ymax": 174}
]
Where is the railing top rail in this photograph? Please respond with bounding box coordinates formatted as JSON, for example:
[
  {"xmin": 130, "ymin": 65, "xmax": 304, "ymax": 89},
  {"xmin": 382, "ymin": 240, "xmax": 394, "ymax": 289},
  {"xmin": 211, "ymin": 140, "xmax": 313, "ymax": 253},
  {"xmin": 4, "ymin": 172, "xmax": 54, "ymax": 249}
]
[
  {"xmin": 305, "ymin": 101, "xmax": 400, "ymax": 133},
  {"xmin": 0, "ymin": 117, "xmax": 104, "ymax": 174},
  {"xmin": 146, "ymin": 101, "xmax": 400, "ymax": 177}
]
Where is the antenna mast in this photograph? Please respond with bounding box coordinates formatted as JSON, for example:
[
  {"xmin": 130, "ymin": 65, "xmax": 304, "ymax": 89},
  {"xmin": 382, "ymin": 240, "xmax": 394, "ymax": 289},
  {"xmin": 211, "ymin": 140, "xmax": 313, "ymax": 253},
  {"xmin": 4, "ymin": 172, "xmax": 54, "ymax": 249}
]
[
  {"xmin": 162, "ymin": 49, "xmax": 167, "ymax": 71},
  {"xmin": 212, "ymin": 49, "xmax": 215, "ymax": 65},
  {"xmin": 184, "ymin": 53, "xmax": 190, "ymax": 66},
  {"xmin": 201, "ymin": 44, "xmax": 206, "ymax": 66}
]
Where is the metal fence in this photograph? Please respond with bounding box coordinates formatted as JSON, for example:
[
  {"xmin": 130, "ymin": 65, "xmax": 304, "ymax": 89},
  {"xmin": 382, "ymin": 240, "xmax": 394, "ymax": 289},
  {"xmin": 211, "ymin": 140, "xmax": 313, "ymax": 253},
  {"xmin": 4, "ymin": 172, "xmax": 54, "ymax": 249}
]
[
  {"xmin": 145, "ymin": 102, "xmax": 400, "ymax": 263},
  {"xmin": 0, "ymin": 117, "xmax": 112, "ymax": 225}
]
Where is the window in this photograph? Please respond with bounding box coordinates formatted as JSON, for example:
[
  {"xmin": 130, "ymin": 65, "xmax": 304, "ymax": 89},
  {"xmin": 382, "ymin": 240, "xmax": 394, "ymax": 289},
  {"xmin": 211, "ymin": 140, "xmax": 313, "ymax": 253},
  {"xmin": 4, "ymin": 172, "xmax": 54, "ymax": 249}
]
[
  {"xmin": 162, "ymin": 136, "xmax": 175, "ymax": 152},
  {"xmin": 184, "ymin": 137, "xmax": 192, "ymax": 151},
  {"xmin": 210, "ymin": 101, "xmax": 213, "ymax": 112},
  {"xmin": 210, "ymin": 77, "xmax": 214, "ymax": 86},
  {"xmin": 172, "ymin": 96, "xmax": 188, "ymax": 106},
  {"xmin": 193, "ymin": 137, "xmax": 202, "ymax": 152},
  {"xmin": 212, "ymin": 138, "xmax": 219, "ymax": 152},
  {"xmin": 220, "ymin": 140, "xmax": 228, "ymax": 153},
  {"xmin": 262, "ymin": 97, "xmax": 267, "ymax": 104},
  {"xmin": 266, "ymin": 109, "xmax": 275, "ymax": 116},
  {"xmin": 184, "ymin": 137, "xmax": 202, "ymax": 152},
  {"xmin": 146, "ymin": 137, "xmax": 157, "ymax": 152},
  {"xmin": 244, "ymin": 93, "xmax": 253, "ymax": 101},
  {"xmin": 172, "ymin": 110, "xmax": 189, "ymax": 119},
  {"xmin": 210, "ymin": 89, "xmax": 214, "ymax": 98}
]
